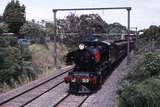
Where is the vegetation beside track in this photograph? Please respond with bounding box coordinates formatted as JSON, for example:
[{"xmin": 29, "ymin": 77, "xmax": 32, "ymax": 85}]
[
  {"xmin": 29, "ymin": 42, "xmax": 68, "ymax": 76},
  {"xmin": 118, "ymin": 26, "xmax": 160, "ymax": 107},
  {"xmin": 0, "ymin": 39, "xmax": 68, "ymax": 93},
  {"xmin": 118, "ymin": 53, "xmax": 160, "ymax": 107},
  {"xmin": 0, "ymin": 36, "xmax": 39, "ymax": 93}
]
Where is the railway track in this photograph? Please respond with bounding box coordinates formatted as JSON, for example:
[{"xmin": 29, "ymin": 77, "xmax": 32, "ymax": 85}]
[
  {"xmin": 53, "ymin": 94, "xmax": 90, "ymax": 107},
  {"xmin": 0, "ymin": 66, "xmax": 73, "ymax": 107},
  {"xmin": 22, "ymin": 82, "xmax": 90, "ymax": 107},
  {"xmin": 0, "ymin": 55, "xmax": 126, "ymax": 107}
]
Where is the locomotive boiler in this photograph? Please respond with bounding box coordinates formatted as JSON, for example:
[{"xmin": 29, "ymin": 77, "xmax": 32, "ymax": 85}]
[{"xmin": 64, "ymin": 36, "xmax": 133, "ymax": 93}]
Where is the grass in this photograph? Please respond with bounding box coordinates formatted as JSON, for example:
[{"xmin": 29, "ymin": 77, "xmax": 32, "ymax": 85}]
[
  {"xmin": 0, "ymin": 74, "xmax": 34, "ymax": 93},
  {"xmin": 29, "ymin": 42, "xmax": 68, "ymax": 74},
  {"xmin": 0, "ymin": 41, "xmax": 68, "ymax": 94}
]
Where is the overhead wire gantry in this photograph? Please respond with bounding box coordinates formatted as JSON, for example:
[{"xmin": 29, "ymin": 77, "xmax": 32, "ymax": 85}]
[{"xmin": 52, "ymin": 7, "xmax": 132, "ymax": 66}]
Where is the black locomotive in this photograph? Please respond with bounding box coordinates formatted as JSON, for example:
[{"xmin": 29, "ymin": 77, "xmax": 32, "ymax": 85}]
[{"xmin": 64, "ymin": 36, "xmax": 134, "ymax": 93}]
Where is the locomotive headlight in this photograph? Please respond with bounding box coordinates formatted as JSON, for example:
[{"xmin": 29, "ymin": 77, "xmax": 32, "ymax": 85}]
[
  {"xmin": 79, "ymin": 44, "xmax": 85, "ymax": 50},
  {"xmin": 71, "ymin": 78, "xmax": 76, "ymax": 82},
  {"xmin": 82, "ymin": 78, "xmax": 89, "ymax": 83}
]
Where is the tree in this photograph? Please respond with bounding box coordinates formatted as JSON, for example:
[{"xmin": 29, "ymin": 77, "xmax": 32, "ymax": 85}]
[
  {"xmin": 107, "ymin": 23, "xmax": 126, "ymax": 34},
  {"xmin": 3, "ymin": 0, "xmax": 26, "ymax": 33},
  {"xmin": 0, "ymin": 15, "xmax": 4, "ymax": 34},
  {"xmin": 0, "ymin": 36, "xmax": 38, "ymax": 85},
  {"xmin": 138, "ymin": 25, "xmax": 160, "ymax": 51},
  {"xmin": 79, "ymin": 14, "xmax": 108, "ymax": 35},
  {"xmin": 57, "ymin": 13, "xmax": 126, "ymax": 50},
  {"xmin": 142, "ymin": 25, "xmax": 160, "ymax": 41},
  {"xmin": 57, "ymin": 13, "xmax": 108, "ymax": 36},
  {"xmin": 57, "ymin": 14, "xmax": 109, "ymax": 49},
  {"xmin": 45, "ymin": 22, "xmax": 54, "ymax": 33},
  {"xmin": 0, "ymin": 15, "xmax": 3, "ymax": 22},
  {"xmin": 0, "ymin": 28, "xmax": 3, "ymax": 34},
  {"xmin": 20, "ymin": 21, "xmax": 46, "ymax": 43},
  {"xmin": 0, "ymin": 23, "xmax": 9, "ymax": 33}
]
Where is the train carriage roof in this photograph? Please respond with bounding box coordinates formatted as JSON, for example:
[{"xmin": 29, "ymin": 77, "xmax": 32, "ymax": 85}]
[
  {"xmin": 81, "ymin": 35, "xmax": 113, "ymax": 46},
  {"xmin": 80, "ymin": 35, "xmax": 133, "ymax": 47},
  {"xmin": 81, "ymin": 40, "xmax": 113, "ymax": 47}
]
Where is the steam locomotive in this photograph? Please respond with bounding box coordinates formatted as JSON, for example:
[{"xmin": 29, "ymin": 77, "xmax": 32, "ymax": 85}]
[{"xmin": 64, "ymin": 36, "xmax": 134, "ymax": 93}]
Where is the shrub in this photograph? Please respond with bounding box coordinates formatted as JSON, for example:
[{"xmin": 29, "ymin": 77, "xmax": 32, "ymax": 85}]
[
  {"xmin": 123, "ymin": 53, "xmax": 160, "ymax": 84},
  {"xmin": 0, "ymin": 36, "xmax": 39, "ymax": 86},
  {"xmin": 0, "ymin": 28, "xmax": 3, "ymax": 34},
  {"xmin": 144, "ymin": 53, "xmax": 160, "ymax": 76},
  {"xmin": 20, "ymin": 21, "xmax": 46, "ymax": 44},
  {"xmin": 0, "ymin": 36, "xmax": 17, "ymax": 47},
  {"xmin": 118, "ymin": 53, "xmax": 160, "ymax": 107},
  {"xmin": 119, "ymin": 78, "xmax": 160, "ymax": 107}
]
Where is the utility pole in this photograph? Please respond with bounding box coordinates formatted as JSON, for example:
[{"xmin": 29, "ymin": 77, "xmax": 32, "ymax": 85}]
[
  {"xmin": 135, "ymin": 27, "xmax": 138, "ymax": 51},
  {"xmin": 130, "ymin": 27, "xmax": 138, "ymax": 42},
  {"xmin": 135, "ymin": 27, "xmax": 138, "ymax": 43},
  {"xmin": 130, "ymin": 27, "xmax": 138, "ymax": 52},
  {"xmin": 127, "ymin": 8, "xmax": 131, "ymax": 65},
  {"xmin": 53, "ymin": 10, "xmax": 57, "ymax": 67}
]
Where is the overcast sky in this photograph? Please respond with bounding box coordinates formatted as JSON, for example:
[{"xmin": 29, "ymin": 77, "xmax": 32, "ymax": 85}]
[{"xmin": 0, "ymin": 0, "xmax": 160, "ymax": 29}]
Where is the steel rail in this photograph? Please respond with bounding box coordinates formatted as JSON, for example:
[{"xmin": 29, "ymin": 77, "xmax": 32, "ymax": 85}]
[
  {"xmin": 78, "ymin": 95, "xmax": 90, "ymax": 107},
  {"xmin": 53, "ymin": 94, "xmax": 71, "ymax": 107},
  {"xmin": 0, "ymin": 68, "xmax": 73, "ymax": 106},
  {"xmin": 21, "ymin": 81, "xmax": 65, "ymax": 107}
]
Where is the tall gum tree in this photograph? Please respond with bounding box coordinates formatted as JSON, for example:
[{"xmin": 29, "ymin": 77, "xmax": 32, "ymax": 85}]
[{"xmin": 3, "ymin": 0, "xmax": 26, "ymax": 33}]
